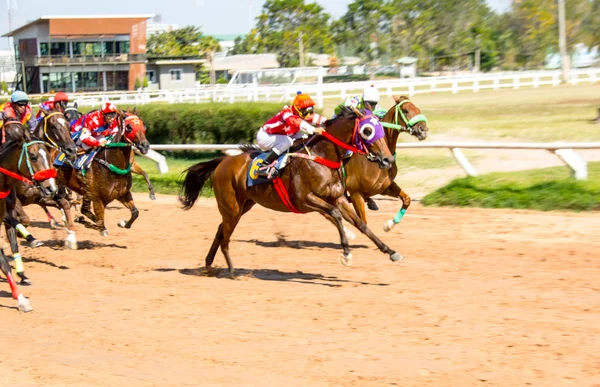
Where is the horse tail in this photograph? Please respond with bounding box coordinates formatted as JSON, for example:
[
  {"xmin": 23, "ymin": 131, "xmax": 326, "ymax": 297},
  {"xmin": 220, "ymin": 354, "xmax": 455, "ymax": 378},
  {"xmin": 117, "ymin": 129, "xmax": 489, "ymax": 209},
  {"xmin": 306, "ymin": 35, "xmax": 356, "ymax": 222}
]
[{"xmin": 179, "ymin": 156, "xmax": 225, "ymax": 210}]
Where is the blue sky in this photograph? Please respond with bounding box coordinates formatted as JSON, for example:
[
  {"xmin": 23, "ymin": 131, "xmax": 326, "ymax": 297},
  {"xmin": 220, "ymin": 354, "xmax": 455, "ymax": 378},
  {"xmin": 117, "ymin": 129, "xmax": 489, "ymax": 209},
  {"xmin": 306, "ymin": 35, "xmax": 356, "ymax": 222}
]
[{"xmin": 1, "ymin": 0, "xmax": 512, "ymax": 49}]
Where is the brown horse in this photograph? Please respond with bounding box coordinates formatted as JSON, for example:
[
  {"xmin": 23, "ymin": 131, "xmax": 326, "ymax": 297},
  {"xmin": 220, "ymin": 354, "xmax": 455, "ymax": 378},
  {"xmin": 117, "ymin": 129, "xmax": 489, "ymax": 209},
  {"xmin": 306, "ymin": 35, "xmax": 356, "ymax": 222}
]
[
  {"xmin": 57, "ymin": 112, "xmax": 150, "ymax": 236},
  {"xmin": 345, "ymin": 96, "xmax": 429, "ymax": 232},
  {"xmin": 64, "ymin": 105, "xmax": 156, "ymax": 200},
  {"xmin": 0, "ymin": 118, "xmax": 58, "ymax": 312},
  {"xmin": 180, "ymin": 107, "xmax": 404, "ymax": 274},
  {"xmin": 13, "ymin": 111, "xmax": 80, "ymax": 248}
]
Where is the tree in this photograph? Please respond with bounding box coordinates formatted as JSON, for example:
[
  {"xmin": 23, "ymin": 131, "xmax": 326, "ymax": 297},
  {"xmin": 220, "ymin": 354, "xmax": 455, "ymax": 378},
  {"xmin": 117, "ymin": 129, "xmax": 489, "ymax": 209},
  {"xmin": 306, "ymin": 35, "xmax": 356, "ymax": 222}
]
[
  {"xmin": 147, "ymin": 26, "xmax": 221, "ymax": 57},
  {"xmin": 236, "ymin": 0, "xmax": 335, "ymax": 67}
]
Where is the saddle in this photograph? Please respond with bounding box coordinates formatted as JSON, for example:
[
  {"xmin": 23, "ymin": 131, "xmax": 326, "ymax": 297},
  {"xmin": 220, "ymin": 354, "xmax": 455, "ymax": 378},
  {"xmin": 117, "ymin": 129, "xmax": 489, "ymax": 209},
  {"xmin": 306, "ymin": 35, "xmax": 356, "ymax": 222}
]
[{"xmin": 247, "ymin": 152, "xmax": 292, "ymax": 187}]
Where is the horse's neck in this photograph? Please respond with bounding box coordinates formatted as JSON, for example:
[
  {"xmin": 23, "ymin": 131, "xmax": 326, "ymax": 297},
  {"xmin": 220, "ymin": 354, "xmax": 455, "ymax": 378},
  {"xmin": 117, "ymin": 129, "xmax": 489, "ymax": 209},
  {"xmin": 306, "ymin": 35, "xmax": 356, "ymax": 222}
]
[
  {"xmin": 307, "ymin": 121, "xmax": 354, "ymax": 163},
  {"xmin": 98, "ymin": 145, "xmax": 131, "ymax": 167},
  {"xmin": 0, "ymin": 147, "xmax": 21, "ymax": 189},
  {"xmin": 383, "ymin": 108, "xmax": 402, "ymax": 154}
]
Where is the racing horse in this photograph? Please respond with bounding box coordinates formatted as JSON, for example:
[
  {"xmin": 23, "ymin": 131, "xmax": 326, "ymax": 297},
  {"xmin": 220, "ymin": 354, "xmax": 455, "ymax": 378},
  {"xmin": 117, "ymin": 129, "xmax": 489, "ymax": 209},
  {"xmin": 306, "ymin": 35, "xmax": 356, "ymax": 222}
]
[
  {"xmin": 0, "ymin": 117, "xmax": 59, "ymax": 312},
  {"xmin": 180, "ymin": 107, "xmax": 403, "ymax": 274},
  {"xmin": 13, "ymin": 111, "xmax": 80, "ymax": 249},
  {"xmin": 345, "ymin": 95, "xmax": 429, "ymax": 232},
  {"xmin": 56, "ymin": 112, "xmax": 150, "ymax": 236},
  {"xmin": 64, "ymin": 105, "xmax": 156, "ymax": 200}
]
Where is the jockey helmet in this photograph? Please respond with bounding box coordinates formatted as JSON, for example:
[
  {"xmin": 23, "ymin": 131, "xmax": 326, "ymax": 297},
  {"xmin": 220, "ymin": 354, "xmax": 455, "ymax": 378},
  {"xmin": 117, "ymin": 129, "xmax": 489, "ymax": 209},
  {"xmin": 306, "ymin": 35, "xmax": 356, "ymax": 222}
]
[
  {"xmin": 101, "ymin": 102, "xmax": 118, "ymax": 115},
  {"xmin": 362, "ymin": 85, "xmax": 380, "ymax": 110},
  {"xmin": 11, "ymin": 90, "xmax": 29, "ymax": 104},
  {"xmin": 292, "ymin": 91, "xmax": 315, "ymax": 118},
  {"xmin": 54, "ymin": 92, "xmax": 69, "ymax": 103}
]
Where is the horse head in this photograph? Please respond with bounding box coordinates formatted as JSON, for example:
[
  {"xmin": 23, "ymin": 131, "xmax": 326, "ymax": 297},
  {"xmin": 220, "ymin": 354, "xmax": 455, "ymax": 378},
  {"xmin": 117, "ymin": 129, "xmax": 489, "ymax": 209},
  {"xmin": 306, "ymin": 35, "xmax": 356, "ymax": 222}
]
[
  {"xmin": 326, "ymin": 107, "xmax": 394, "ymax": 169},
  {"xmin": 63, "ymin": 102, "xmax": 82, "ymax": 122},
  {"xmin": 388, "ymin": 96, "xmax": 429, "ymax": 141},
  {"xmin": 34, "ymin": 111, "xmax": 78, "ymax": 162},
  {"xmin": 120, "ymin": 112, "xmax": 150, "ymax": 154}
]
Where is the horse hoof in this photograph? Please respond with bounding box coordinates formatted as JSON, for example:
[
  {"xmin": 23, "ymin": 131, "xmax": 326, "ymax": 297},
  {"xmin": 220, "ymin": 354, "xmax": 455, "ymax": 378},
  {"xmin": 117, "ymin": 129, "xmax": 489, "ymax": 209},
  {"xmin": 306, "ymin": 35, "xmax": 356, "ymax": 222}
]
[
  {"xmin": 101, "ymin": 230, "xmax": 109, "ymax": 237},
  {"xmin": 17, "ymin": 295, "xmax": 33, "ymax": 313},
  {"xmin": 383, "ymin": 219, "xmax": 395, "ymax": 232},
  {"xmin": 118, "ymin": 220, "xmax": 127, "ymax": 228},
  {"xmin": 18, "ymin": 273, "xmax": 32, "ymax": 286},
  {"xmin": 64, "ymin": 239, "xmax": 78, "ymax": 250},
  {"xmin": 340, "ymin": 252, "xmax": 353, "ymax": 267},
  {"xmin": 50, "ymin": 219, "xmax": 64, "ymax": 230},
  {"xmin": 149, "ymin": 193, "xmax": 156, "ymax": 200},
  {"xmin": 343, "ymin": 226, "xmax": 356, "ymax": 241},
  {"xmin": 29, "ymin": 239, "xmax": 44, "ymax": 248},
  {"xmin": 390, "ymin": 252, "xmax": 404, "ymax": 262}
]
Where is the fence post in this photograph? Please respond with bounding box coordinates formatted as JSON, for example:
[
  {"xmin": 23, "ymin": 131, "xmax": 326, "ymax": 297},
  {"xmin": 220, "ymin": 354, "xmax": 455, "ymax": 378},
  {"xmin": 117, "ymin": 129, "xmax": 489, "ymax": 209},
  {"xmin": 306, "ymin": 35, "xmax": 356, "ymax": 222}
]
[
  {"xmin": 451, "ymin": 148, "xmax": 477, "ymax": 177},
  {"xmin": 409, "ymin": 82, "xmax": 415, "ymax": 96},
  {"xmin": 452, "ymin": 80, "xmax": 458, "ymax": 94},
  {"xmin": 473, "ymin": 78, "xmax": 479, "ymax": 92},
  {"xmin": 513, "ymin": 75, "xmax": 519, "ymax": 89},
  {"xmin": 316, "ymin": 67, "xmax": 324, "ymax": 109},
  {"xmin": 554, "ymin": 149, "xmax": 587, "ymax": 180},
  {"xmin": 533, "ymin": 75, "xmax": 539, "ymax": 88},
  {"xmin": 493, "ymin": 77, "xmax": 499, "ymax": 90}
]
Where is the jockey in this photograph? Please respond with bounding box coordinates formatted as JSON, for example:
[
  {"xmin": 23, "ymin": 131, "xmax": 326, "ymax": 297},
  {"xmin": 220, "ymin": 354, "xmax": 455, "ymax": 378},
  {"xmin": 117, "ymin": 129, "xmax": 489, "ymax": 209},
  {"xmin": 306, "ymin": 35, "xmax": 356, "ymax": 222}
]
[
  {"xmin": 72, "ymin": 102, "xmax": 119, "ymax": 151},
  {"xmin": 255, "ymin": 91, "xmax": 327, "ymax": 178},
  {"xmin": 333, "ymin": 85, "xmax": 380, "ymax": 118},
  {"xmin": 0, "ymin": 90, "xmax": 37, "ymax": 131},
  {"xmin": 36, "ymin": 92, "xmax": 69, "ymax": 119}
]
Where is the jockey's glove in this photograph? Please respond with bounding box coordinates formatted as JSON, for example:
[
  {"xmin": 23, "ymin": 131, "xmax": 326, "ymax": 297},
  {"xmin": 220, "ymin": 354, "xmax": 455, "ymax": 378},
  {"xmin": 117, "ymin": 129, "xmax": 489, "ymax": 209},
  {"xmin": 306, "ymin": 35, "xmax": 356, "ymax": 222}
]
[{"xmin": 299, "ymin": 121, "xmax": 317, "ymax": 135}]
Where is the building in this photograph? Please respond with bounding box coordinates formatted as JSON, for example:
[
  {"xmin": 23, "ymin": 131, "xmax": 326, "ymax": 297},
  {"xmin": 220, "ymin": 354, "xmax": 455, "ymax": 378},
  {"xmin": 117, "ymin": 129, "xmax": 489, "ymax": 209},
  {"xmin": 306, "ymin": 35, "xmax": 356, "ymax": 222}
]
[
  {"xmin": 208, "ymin": 53, "xmax": 279, "ymax": 82},
  {"xmin": 146, "ymin": 56, "xmax": 205, "ymax": 90},
  {"xmin": 2, "ymin": 14, "xmax": 154, "ymax": 93},
  {"xmin": 0, "ymin": 50, "xmax": 17, "ymax": 90}
]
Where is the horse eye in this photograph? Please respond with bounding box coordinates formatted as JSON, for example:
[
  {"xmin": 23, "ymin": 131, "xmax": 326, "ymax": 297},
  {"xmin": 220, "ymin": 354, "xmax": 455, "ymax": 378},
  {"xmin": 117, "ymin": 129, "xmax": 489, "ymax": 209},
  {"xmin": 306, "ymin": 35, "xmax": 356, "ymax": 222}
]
[
  {"xmin": 30, "ymin": 154, "xmax": 38, "ymax": 162},
  {"xmin": 126, "ymin": 125, "xmax": 133, "ymax": 133}
]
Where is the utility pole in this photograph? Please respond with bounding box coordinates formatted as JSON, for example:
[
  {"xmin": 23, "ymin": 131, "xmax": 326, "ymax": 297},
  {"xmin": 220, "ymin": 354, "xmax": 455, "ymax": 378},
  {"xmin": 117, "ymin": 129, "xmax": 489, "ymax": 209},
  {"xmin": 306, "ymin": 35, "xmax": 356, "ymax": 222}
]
[
  {"xmin": 299, "ymin": 31, "xmax": 305, "ymax": 67},
  {"xmin": 474, "ymin": 35, "xmax": 481, "ymax": 73},
  {"xmin": 558, "ymin": 0, "xmax": 570, "ymax": 82}
]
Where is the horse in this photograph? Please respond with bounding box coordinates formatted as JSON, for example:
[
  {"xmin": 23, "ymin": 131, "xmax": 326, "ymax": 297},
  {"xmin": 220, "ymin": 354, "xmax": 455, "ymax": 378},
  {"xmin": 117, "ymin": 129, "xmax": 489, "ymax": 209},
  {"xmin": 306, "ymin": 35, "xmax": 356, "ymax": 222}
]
[
  {"xmin": 344, "ymin": 96, "xmax": 429, "ymax": 232},
  {"xmin": 64, "ymin": 105, "xmax": 156, "ymax": 200},
  {"xmin": 0, "ymin": 117, "xmax": 59, "ymax": 312},
  {"xmin": 56, "ymin": 112, "xmax": 150, "ymax": 236},
  {"xmin": 179, "ymin": 107, "xmax": 404, "ymax": 274},
  {"xmin": 12, "ymin": 110, "xmax": 80, "ymax": 249}
]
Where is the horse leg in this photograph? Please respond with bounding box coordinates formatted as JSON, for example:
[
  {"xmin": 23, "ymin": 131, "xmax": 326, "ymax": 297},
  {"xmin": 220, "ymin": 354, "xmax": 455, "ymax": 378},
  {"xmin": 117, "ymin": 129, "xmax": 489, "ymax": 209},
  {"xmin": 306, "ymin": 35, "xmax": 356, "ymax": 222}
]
[
  {"xmin": 79, "ymin": 197, "xmax": 97, "ymax": 223},
  {"xmin": 210, "ymin": 198, "xmax": 254, "ymax": 275},
  {"xmin": 2, "ymin": 219, "xmax": 30, "ymax": 285},
  {"xmin": 381, "ymin": 181, "xmax": 411, "ymax": 232},
  {"xmin": 14, "ymin": 200, "xmax": 31, "ymax": 227},
  {"xmin": 39, "ymin": 204, "xmax": 62, "ymax": 229},
  {"xmin": 92, "ymin": 199, "xmax": 108, "ymax": 237},
  {"xmin": 56, "ymin": 198, "xmax": 78, "ymax": 250},
  {"xmin": 335, "ymin": 196, "xmax": 403, "ymax": 262},
  {"xmin": 116, "ymin": 191, "xmax": 139, "ymax": 229},
  {"xmin": 132, "ymin": 161, "xmax": 156, "ymax": 200},
  {"xmin": 303, "ymin": 193, "xmax": 352, "ymax": 266},
  {"xmin": 0, "ymin": 242, "xmax": 32, "ymax": 312}
]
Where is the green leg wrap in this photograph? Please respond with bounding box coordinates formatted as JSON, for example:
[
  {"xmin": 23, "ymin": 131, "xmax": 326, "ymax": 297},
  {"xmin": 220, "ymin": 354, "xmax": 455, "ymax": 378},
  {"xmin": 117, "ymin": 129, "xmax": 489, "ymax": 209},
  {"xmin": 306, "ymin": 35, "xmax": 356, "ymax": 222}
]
[
  {"xmin": 393, "ymin": 208, "xmax": 407, "ymax": 224},
  {"xmin": 13, "ymin": 253, "xmax": 24, "ymax": 273}
]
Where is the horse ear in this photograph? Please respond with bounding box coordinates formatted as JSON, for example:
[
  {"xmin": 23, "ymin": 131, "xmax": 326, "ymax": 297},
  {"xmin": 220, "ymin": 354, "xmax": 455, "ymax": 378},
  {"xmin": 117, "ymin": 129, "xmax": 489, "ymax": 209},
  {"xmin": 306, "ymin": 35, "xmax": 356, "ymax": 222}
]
[
  {"xmin": 126, "ymin": 107, "xmax": 131, "ymax": 114},
  {"xmin": 352, "ymin": 107, "xmax": 364, "ymax": 118},
  {"xmin": 133, "ymin": 106, "xmax": 138, "ymax": 115},
  {"xmin": 392, "ymin": 95, "xmax": 401, "ymax": 103},
  {"xmin": 74, "ymin": 102, "xmax": 78, "ymax": 109}
]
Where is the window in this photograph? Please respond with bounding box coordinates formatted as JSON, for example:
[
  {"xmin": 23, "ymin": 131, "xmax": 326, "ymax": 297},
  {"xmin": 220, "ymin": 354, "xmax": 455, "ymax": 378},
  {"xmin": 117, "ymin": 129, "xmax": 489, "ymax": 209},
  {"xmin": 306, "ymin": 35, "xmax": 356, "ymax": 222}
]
[
  {"xmin": 169, "ymin": 69, "xmax": 183, "ymax": 81},
  {"xmin": 146, "ymin": 70, "xmax": 156, "ymax": 83},
  {"xmin": 40, "ymin": 43, "xmax": 49, "ymax": 56},
  {"xmin": 50, "ymin": 42, "xmax": 68, "ymax": 56},
  {"xmin": 115, "ymin": 41, "xmax": 130, "ymax": 54}
]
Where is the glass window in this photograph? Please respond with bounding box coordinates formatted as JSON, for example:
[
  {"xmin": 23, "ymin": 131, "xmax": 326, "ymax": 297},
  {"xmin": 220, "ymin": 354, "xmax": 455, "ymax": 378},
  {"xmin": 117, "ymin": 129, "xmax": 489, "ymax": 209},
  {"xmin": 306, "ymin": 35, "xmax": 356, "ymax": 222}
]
[
  {"xmin": 146, "ymin": 70, "xmax": 156, "ymax": 83},
  {"xmin": 50, "ymin": 42, "xmax": 68, "ymax": 56},
  {"xmin": 169, "ymin": 69, "xmax": 182, "ymax": 81},
  {"xmin": 83, "ymin": 72, "xmax": 99, "ymax": 90},
  {"xmin": 116, "ymin": 41, "xmax": 130, "ymax": 54},
  {"xmin": 40, "ymin": 43, "xmax": 49, "ymax": 56},
  {"xmin": 103, "ymin": 41, "xmax": 115, "ymax": 55},
  {"xmin": 115, "ymin": 71, "xmax": 128, "ymax": 90},
  {"xmin": 72, "ymin": 42, "xmax": 84, "ymax": 56}
]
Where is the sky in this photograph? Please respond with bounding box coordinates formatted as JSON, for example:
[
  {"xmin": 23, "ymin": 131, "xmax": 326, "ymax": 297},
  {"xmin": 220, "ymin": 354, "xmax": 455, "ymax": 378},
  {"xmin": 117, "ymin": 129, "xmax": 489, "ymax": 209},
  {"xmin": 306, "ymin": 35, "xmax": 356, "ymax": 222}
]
[{"xmin": 0, "ymin": 0, "xmax": 512, "ymax": 49}]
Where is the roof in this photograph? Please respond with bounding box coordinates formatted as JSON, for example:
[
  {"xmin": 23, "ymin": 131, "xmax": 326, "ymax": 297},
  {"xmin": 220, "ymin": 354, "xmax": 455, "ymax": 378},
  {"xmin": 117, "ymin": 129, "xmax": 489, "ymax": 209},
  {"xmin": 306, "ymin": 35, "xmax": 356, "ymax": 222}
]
[
  {"xmin": 151, "ymin": 59, "xmax": 206, "ymax": 65},
  {"xmin": 208, "ymin": 54, "xmax": 279, "ymax": 71},
  {"xmin": 2, "ymin": 14, "xmax": 155, "ymax": 37},
  {"xmin": 396, "ymin": 56, "xmax": 418, "ymax": 64}
]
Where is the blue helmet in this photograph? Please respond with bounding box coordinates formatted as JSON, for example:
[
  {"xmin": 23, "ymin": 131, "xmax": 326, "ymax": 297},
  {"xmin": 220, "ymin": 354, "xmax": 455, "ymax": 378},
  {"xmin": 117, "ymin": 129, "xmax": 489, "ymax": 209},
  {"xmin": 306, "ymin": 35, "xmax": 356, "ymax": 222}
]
[{"xmin": 10, "ymin": 90, "xmax": 29, "ymax": 104}]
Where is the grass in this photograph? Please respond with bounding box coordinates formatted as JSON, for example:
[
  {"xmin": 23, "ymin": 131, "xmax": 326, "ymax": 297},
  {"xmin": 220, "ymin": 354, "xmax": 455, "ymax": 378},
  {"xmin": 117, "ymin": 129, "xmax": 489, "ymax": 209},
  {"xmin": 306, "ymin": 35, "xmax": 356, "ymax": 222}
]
[{"xmin": 421, "ymin": 162, "xmax": 600, "ymax": 211}]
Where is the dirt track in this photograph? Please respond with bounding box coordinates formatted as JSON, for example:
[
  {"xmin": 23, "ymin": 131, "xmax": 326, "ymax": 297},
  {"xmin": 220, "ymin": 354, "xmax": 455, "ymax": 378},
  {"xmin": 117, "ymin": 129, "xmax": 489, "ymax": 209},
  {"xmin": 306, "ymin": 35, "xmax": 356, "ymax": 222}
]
[{"xmin": 1, "ymin": 193, "xmax": 598, "ymax": 386}]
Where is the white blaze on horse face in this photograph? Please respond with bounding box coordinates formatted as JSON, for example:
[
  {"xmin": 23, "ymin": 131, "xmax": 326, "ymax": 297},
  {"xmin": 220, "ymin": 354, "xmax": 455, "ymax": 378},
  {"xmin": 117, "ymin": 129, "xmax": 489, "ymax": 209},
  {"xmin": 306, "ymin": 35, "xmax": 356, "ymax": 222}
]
[
  {"xmin": 58, "ymin": 117, "xmax": 69, "ymax": 129},
  {"xmin": 38, "ymin": 148, "xmax": 57, "ymax": 191}
]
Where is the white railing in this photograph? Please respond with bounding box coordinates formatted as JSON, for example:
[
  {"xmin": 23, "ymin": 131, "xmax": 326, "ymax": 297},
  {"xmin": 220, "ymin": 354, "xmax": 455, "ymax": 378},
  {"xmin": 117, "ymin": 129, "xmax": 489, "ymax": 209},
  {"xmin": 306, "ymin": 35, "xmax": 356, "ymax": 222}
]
[
  {"xmin": 143, "ymin": 142, "xmax": 600, "ymax": 180},
  {"xmin": 56, "ymin": 68, "xmax": 599, "ymax": 108}
]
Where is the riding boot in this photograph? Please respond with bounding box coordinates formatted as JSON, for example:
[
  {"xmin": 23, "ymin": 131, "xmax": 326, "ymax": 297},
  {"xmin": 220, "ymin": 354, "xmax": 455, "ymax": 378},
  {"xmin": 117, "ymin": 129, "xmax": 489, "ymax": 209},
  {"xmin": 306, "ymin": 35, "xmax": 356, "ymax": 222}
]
[
  {"xmin": 256, "ymin": 150, "xmax": 280, "ymax": 178},
  {"xmin": 366, "ymin": 197, "xmax": 379, "ymax": 211}
]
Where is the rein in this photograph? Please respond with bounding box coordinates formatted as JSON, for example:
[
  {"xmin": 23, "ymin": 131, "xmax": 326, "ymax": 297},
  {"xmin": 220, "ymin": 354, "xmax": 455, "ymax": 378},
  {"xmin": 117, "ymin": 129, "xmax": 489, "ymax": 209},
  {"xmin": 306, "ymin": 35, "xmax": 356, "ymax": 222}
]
[
  {"xmin": 321, "ymin": 118, "xmax": 367, "ymax": 155},
  {"xmin": 41, "ymin": 111, "xmax": 62, "ymax": 149},
  {"xmin": 0, "ymin": 140, "xmax": 58, "ymax": 197},
  {"xmin": 380, "ymin": 100, "xmax": 427, "ymax": 134}
]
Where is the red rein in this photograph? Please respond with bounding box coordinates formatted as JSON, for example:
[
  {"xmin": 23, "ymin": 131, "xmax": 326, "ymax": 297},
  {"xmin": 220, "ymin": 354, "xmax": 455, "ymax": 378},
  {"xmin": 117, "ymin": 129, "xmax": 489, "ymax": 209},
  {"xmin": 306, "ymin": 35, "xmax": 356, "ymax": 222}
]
[{"xmin": 0, "ymin": 167, "xmax": 57, "ymax": 198}]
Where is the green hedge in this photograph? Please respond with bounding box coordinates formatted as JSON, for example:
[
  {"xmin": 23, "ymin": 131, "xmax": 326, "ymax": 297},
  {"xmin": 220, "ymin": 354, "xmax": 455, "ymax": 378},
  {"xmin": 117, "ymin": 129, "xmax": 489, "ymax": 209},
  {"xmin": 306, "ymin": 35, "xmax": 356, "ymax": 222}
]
[{"xmin": 116, "ymin": 102, "xmax": 284, "ymax": 145}]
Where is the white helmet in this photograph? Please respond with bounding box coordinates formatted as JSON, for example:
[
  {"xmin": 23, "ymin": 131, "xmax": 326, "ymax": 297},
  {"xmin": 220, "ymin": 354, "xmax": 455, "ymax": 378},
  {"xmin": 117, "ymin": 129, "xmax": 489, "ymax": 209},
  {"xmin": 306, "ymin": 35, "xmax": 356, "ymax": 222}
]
[{"xmin": 362, "ymin": 85, "xmax": 380, "ymax": 108}]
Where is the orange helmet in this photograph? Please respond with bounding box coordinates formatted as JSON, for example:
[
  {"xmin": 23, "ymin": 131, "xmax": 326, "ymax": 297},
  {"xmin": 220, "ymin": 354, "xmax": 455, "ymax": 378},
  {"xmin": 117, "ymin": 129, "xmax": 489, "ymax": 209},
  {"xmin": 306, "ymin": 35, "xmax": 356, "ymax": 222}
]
[
  {"xmin": 292, "ymin": 91, "xmax": 315, "ymax": 118},
  {"xmin": 54, "ymin": 92, "xmax": 69, "ymax": 102},
  {"xmin": 101, "ymin": 102, "xmax": 118, "ymax": 114}
]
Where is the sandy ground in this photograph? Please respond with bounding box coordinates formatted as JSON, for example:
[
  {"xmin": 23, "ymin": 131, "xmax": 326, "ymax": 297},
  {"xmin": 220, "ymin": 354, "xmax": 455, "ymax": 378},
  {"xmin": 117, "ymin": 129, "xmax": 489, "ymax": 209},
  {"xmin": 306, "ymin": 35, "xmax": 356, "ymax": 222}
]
[{"xmin": 0, "ymin": 192, "xmax": 598, "ymax": 386}]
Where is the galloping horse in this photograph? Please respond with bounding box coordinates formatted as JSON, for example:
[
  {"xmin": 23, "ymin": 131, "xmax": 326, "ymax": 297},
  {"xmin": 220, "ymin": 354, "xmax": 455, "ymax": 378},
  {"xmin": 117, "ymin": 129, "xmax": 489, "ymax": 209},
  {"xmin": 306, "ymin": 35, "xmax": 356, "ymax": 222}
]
[
  {"xmin": 180, "ymin": 107, "xmax": 404, "ymax": 274},
  {"xmin": 57, "ymin": 112, "xmax": 150, "ymax": 236},
  {"xmin": 345, "ymin": 96, "xmax": 429, "ymax": 231},
  {"xmin": 65, "ymin": 105, "xmax": 156, "ymax": 200},
  {"xmin": 0, "ymin": 117, "xmax": 58, "ymax": 312},
  {"xmin": 13, "ymin": 111, "xmax": 80, "ymax": 249}
]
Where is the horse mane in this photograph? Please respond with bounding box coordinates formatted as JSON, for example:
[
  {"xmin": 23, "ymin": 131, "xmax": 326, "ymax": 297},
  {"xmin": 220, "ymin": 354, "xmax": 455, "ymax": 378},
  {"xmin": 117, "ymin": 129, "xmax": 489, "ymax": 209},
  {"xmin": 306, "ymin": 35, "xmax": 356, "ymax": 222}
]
[
  {"xmin": 324, "ymin": 106, "xmax": 358, "ymax": 128},
  {"xmin": 238, "ymin": 143, "xmax": 261, "ymax": 154}
]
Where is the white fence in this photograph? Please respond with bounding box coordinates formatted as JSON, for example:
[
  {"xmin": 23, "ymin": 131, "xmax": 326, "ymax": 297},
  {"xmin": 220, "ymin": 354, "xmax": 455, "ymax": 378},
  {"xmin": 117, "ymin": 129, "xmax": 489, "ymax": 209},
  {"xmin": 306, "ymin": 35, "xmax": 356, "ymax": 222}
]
[
  {"xmin": 143, "ymin": 142, "xmax": 600, "ymax": 181},
  {"xmin": 59, "ymin": 68, "xmax": 600, "ymax": 109}
]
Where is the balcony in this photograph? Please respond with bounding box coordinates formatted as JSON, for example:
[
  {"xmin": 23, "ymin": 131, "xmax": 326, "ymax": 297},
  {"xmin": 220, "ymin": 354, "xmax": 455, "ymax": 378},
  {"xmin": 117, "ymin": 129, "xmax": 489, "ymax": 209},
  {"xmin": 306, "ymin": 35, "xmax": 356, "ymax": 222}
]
[{"xmin": 23, "ymin": 54, "xmax": 146, "ymax": 66}]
